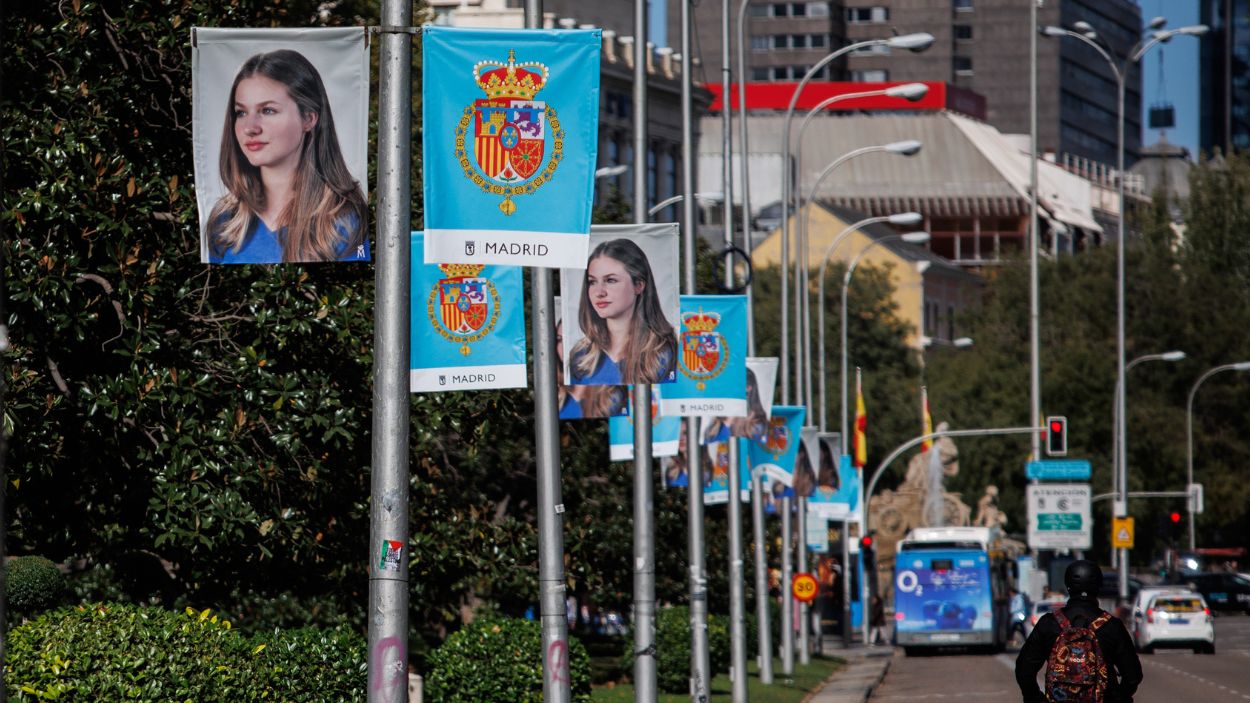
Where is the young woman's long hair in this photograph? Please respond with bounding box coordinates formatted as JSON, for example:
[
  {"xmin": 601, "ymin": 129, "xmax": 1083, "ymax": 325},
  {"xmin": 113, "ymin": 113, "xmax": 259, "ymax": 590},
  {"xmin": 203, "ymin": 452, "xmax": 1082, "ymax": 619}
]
[
  {"xmin": 209, "ymin": 49, "xmax": 367, "ymax": 262},
  {"xmin": 729, "ymin": 368, "xmax": 767, "ymax": 439},
  {"xmin": 572, "ymin": 238, "xmax": 677, "ymax": 384}
]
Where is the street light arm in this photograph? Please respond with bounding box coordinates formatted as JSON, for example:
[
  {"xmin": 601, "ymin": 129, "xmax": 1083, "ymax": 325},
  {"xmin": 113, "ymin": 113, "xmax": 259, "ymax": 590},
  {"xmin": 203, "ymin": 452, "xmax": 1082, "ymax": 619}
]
[{"xmin": 1046, "ymin": 28, "xmax": 1122, "ymax": 84}]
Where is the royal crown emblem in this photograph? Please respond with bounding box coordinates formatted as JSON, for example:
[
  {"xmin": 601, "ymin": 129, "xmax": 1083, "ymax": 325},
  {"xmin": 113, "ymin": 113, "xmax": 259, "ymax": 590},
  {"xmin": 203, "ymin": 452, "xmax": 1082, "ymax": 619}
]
[
  {"xmin": 680, "ymin": 308, "xmax": 729, "ymax": 390},
  {"xmin": 427, "ymin": 262, "xmax": 501, "ymax": 356},
  {"xmin": 455, "ymin": 49, "xmax": 564, "ymax": 216},
  {"xmin": 762, "ymin": 416, "xmax": 791, "ymax": 460}
]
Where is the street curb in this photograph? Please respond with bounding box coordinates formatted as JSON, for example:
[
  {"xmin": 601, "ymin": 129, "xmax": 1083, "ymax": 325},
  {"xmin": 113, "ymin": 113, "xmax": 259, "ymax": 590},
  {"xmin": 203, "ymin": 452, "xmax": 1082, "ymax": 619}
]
[{"xmin": 803, "ymin": 650, "xmax": 894, "ymax": 703}]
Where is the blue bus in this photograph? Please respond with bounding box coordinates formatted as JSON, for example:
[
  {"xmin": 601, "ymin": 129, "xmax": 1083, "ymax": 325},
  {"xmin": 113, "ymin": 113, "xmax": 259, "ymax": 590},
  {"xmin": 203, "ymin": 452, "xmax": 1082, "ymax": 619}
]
[{"xmin": 893, "ymin": 526, "xmax": 1018, "ymax": 654}]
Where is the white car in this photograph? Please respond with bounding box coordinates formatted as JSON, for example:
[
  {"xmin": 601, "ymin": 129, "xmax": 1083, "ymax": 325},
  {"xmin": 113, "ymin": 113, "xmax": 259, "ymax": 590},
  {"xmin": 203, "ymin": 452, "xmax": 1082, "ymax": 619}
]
[
  {"xmin": 1130, "ymin": 588, "xmax": 1215, "ymax": 654},
  {"xmin": 1027, "ymin": 598, "xmax": 1067, "ymax": 636}
]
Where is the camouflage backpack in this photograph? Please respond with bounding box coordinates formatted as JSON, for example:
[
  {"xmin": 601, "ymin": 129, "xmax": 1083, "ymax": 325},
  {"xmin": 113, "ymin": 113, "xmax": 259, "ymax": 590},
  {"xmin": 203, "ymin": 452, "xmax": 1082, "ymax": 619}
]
[{"xmin": 1044, "ymin": 610, "xmax": 1112, "ymax": 702}]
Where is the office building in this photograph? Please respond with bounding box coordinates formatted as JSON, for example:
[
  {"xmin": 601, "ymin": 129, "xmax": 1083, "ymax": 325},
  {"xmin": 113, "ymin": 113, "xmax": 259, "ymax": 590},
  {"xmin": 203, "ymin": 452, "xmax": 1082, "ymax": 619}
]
[{"xmin": 1199, "ymin": 0, "xmax": 1250, "ymax": 156}]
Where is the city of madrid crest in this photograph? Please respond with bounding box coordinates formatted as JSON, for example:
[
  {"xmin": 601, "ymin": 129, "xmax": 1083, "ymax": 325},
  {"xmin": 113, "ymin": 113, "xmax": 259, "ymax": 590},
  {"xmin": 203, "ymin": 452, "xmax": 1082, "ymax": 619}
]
[
  {"xmin": 763, "ymin": 416, "xmax": 790, "ymax": 460},
  {"xmin": 427, "ymin": 263, "xmax": 501, "ymax": 356},
  {"xmin": 455, "ymin": 49, "xmax": 564, "ymax": 216},
  {"xmin": 680, "ymin": 308, "xmax": 729, "ymax": 390}
]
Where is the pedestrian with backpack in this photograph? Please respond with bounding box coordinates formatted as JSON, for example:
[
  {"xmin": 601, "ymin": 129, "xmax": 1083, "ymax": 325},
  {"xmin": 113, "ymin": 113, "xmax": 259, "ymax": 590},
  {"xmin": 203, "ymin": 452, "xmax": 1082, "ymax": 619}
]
[{"xmin": 1015, "ymin": 560, "xmax": 1143, "ymax": 702}]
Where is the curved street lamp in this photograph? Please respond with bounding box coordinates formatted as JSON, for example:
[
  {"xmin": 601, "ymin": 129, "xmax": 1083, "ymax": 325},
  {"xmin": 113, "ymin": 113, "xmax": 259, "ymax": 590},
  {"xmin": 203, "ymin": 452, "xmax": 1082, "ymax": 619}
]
[
  {"xmin": 1113, "ymin": 349, "xmax": 1185, "ymax": 597},
  {"xmin": 815, "ymin": 212, "xmax": 922, "ymax": 432},
  {"xmin": 1185, "ymin": 362, "xmax": 1250, "ymax": 549},
  {"xmin": 647, "ymin": 192, "xmax": 724, "ymax": 217},
  {"xmin": 776, "ymin": 33, "xmax": 935, "ymax": 405},
  {"xmin": 840, "ymin": 232, "xmax": 932, "ymax": 453}
]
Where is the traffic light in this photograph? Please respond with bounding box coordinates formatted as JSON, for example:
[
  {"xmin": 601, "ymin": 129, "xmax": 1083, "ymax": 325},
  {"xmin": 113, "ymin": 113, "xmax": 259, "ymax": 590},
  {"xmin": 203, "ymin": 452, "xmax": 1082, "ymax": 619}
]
[
  {"xmin": 860, "ymin": 533, "xmax": 878, "ymax": 596},
  {"xmin": 1045, "ymin": 416, "xmax": 1068, "ymax": 457},
  {"xmin": 1170, "ymin": 511, "xmax": 1182, "ymax": 524}
]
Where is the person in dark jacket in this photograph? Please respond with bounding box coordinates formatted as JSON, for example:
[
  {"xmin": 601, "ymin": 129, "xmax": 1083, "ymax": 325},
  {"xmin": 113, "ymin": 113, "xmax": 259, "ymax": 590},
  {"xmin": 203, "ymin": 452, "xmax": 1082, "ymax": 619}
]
[{"xmin": 1015, "ymin": 560, "xmax": 1143, "ymax": 703}]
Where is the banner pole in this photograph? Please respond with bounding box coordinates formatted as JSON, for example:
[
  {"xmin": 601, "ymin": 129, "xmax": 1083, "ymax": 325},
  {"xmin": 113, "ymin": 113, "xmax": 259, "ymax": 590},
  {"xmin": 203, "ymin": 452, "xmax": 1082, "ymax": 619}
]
[
  {"xmin": 368, "ymin": 3, "xmax": 412, "ymax": 701},
  {"xmin": 631, "ymin": 1, "xmax": 657, "ymax": 700},
  {"xmin": 720, "ymin": 1, "xmax": 748, "ymax": 699},
  {"xmin": 680, "ymin": 2, "xmax": 712, "ymax": 698},
  {"xmin": 521, "ymin": 4, "xmax": 572, "ymax": 703}
]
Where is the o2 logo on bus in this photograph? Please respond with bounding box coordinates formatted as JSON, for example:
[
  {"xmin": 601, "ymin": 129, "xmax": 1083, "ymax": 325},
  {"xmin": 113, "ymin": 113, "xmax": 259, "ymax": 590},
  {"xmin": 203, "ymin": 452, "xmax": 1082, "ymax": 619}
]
[{"xmin": 897, "ymin": 569, "xmax": 920, "ymax": 594}]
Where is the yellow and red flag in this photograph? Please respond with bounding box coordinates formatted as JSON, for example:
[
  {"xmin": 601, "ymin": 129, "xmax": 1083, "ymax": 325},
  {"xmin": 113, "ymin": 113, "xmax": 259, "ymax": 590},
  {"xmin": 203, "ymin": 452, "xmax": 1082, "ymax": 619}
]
[
  {"xmin": 853, "ymin": 368, "xmax": 868, "ymax": 468},
  {"xmin": 921, "ymin": 386, "xmax": 934, "ymax": 452}
]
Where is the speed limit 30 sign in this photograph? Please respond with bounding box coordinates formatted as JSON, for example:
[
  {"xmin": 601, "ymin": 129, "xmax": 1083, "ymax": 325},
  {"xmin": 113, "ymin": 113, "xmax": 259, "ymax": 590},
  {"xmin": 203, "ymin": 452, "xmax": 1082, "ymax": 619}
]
[{"xmin": 792, "ymin": 572, "xmax": 818, "ymax": 603}]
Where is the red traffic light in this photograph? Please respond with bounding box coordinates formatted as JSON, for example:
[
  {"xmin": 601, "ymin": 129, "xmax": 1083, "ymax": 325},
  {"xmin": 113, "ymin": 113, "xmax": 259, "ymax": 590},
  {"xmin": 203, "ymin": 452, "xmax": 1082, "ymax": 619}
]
[
  {"xmin": 1170, "ymin": 512, "xmax": 1181, "ymax": 523},
  {"xmin": 1050, "ymin": 420, "xmax": 1063, "ymax": 433},
  {"xmin": 861, "ymin": 536, "xmax": 873, "ymax": 548}
]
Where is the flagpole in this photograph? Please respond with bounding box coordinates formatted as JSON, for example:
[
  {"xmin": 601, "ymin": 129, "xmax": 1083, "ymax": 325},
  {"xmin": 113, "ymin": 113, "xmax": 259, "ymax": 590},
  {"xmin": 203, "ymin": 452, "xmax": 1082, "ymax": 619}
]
[
  {"xmin": 631, "ymin": 1, "xmax": 658, "ymax": 700},
  {"xmin": 368, "ymin": 3, "xmax": 412, "ymax": 701},
  {"xmin": 521, "ymin": 3, "xmax": 572, "ymax": 702},
  {"xmin": 681, "ymin": 1, "xmax": 712, "ymax": 697},
  {"xmin": 855, "ymin": 367, "xmax": 869, "ymax": 648}
]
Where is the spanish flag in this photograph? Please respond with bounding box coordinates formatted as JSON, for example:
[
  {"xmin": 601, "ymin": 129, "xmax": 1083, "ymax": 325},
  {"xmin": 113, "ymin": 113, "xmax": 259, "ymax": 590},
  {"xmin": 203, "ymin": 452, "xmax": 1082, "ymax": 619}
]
[
  {"xmin": 921, "ymin": 386, "xmax": 934, "ymax": 452},
  {"xmin": 853, "ymin": 368, "xmax": 868, "ymax": 468}
]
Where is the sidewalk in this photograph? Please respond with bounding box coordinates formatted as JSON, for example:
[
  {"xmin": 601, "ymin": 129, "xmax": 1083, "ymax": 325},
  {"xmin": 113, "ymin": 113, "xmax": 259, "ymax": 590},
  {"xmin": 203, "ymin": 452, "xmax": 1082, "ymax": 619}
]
[{"xmin": 805, "ymin": 642, "xmax": 894, "ymax": 703}]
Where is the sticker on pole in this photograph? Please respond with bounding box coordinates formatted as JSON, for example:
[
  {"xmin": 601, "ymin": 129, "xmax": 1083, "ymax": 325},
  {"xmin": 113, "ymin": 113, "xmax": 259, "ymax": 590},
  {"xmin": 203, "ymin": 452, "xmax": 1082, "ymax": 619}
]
[
  {"xmin": 792, "ymin": 572, "xmax": 818, "ymax": 603},
  {"xmin": 379, "ymin": 540, "xmax": 405, "ymax": 572}
]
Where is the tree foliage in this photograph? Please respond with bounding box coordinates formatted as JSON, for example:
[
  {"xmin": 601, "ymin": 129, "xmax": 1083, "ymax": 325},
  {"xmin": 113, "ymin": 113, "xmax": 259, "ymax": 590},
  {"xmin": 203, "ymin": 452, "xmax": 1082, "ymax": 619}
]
[{"xmin": 927, "ymin": 155, "xmax": 1250, "ymax": 560}]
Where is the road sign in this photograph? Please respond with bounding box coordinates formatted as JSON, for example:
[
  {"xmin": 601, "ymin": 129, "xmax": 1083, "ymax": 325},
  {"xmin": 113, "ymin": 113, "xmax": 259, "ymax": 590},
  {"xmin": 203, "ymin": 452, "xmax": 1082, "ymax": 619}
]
[
  {"xmin": 1027, "ymin": 483, "xmax": 1091, "ymax": 550},
  {"xmin": 1112, "ymin": 516, "xmax": 1135, "ymax": 549},
  {"xmin": 792, "ymin": 572, "xmax": 818, "ymax": 603},
  {"xmin": 1188, "ymin": 483, "xmax": 1204, "ymax": 514},
  {"xmin": 1026, "ymin": 459, "xmax": 1092, "ymax": 480}
]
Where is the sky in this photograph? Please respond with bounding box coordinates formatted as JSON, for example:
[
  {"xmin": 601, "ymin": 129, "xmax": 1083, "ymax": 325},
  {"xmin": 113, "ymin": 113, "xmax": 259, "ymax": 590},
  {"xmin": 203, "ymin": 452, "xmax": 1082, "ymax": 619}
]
[{"xmin": 1138, "ymin": 0, "xmax": 1203, "ymax": 157}]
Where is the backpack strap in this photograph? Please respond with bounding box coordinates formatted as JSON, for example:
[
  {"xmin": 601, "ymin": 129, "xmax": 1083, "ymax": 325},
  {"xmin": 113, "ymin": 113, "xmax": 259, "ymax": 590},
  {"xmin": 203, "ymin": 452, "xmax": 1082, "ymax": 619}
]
[
  {"xmin": 1089, "ymin": 612, "xmax": 1112, "ymax": 631},
  {"xmin": 1054, "ymin": 610, "xmax": 1070, "ymax": 630}
]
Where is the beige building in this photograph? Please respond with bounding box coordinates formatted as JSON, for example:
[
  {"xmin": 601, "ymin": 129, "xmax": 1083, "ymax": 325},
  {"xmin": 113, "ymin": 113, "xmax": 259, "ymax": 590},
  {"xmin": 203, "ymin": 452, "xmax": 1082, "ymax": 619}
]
[{"xmin": 752, "ymin": 202, "xmax": 981, "ymax": 352}]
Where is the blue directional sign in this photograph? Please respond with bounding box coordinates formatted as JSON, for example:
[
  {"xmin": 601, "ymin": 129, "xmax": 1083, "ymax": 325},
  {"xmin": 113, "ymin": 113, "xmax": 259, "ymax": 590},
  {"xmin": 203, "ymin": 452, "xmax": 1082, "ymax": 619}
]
[{"xmin": 1026, "ymin": 459, "xmax": 1092, "ymax": 480}]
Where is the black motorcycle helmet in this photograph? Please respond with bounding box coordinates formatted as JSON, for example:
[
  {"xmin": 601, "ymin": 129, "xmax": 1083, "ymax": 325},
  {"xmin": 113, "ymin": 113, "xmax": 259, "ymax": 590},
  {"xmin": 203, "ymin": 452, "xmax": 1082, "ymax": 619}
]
[{"xmin": 1064, "ymin": 559, "xmax": 1103, "ymax": 599}]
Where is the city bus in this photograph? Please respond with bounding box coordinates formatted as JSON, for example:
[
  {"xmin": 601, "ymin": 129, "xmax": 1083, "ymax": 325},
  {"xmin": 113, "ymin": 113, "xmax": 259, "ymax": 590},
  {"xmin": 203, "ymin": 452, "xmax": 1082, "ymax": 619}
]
[{"xmin": 892, "ymin": 526, "xmax": 1018, "ymax": 654}]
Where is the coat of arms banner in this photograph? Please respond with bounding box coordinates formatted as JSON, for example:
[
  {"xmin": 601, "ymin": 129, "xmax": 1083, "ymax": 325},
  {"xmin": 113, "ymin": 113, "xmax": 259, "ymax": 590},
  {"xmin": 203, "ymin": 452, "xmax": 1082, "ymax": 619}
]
[
  {"xmin": 422, "ymin": 26, "xmax": 602, "ymax": 268},
  {"xmin": 660, "ymin": 295, "xmax": 749, "ymax": 417},
  {"xmin": 409, "ymin": 232, "xmax": 527, "ymax": 392}
]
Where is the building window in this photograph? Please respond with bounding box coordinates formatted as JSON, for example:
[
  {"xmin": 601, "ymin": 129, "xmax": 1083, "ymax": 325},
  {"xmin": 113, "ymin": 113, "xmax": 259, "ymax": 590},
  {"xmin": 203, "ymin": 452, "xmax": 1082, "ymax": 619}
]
[
  {"xmin": 851, "ymin": 69, "xmax": 889, "ymax": 82},
  {"xmin": 751, "ymin": 67, "xmax": 771, "ymax": 80},
  {"xmin": 845, "ymin": 6, "xmax": 889, "ymax": 24},
  {"xmin": 749, "ymin": 4, "xmax": 771, "ymax": 17},
  {"xmin": 953, "ymin": 0, "xmax": 973, "ymax": 10},
  {"xmin": 771, "ymin": 3, "xmax": 788, "ymax": 16},
  {"xmin": 808, "ymin": 2, "xmax": 830, "ymax": 17},
  {"xmin": 751, "ymin": 36, "xmax": 771, "ymax": 51},
  {"xmin": 792, "ymin": 34, "xmax": 808, "ymax": 48},
  {"xmin": 772, "ymin": 66, "xmax": 790, "ymax": 80},
  {"xmin": 811, "ymin": 34, "xmax": 828, "ymax": 48},
  {"xmin": 791, "ymin": 2, "xmax": 806, "ymax": 16},
  {"xmin": 953, "ymin": 56, "xmax": 973, "ymax": 75},
  {"xmin": 954, "ymin": 24, "xmax": 973, "ymax": 41},
  {"xmin": 774, "ymin": 35, "xmax": 789, "ymax": 49}
]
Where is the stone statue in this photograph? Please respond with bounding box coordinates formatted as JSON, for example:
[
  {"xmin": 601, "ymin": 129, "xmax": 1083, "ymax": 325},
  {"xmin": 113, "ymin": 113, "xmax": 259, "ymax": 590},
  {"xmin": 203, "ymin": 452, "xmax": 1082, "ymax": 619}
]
[{"xmin": 974, "ymin": 485, "xmax": 1008, "ymax": 529}]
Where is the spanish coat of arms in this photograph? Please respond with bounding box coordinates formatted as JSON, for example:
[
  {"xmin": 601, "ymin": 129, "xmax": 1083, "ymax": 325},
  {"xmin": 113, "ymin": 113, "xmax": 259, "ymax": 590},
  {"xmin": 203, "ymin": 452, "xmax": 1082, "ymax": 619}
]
[
  {"xmin": 455, "ymin": 49, "xmax": 564, "ymax": 216},
  {"xmin": 427, "ymin": 263, "xmax": 501, "ymax": 356},
  {"xmin": 680, "ymin": 309, "xmax": 729, "ymax": 390}
]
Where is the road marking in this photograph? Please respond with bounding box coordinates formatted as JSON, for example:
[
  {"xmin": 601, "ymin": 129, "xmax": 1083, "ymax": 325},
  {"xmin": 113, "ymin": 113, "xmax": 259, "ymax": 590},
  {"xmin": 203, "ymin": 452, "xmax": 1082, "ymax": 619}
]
[{"xmin": 1142, "ymin": 657, "xmax": 1247, "ymax": 698}]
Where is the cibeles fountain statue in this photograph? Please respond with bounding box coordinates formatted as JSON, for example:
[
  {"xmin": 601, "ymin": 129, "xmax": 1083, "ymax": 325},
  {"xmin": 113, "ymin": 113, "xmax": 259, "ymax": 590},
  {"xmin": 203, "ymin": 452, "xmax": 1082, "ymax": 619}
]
[{"xmin": 867, "ymin": 422, "xmax": 1014, "ymax": 602}]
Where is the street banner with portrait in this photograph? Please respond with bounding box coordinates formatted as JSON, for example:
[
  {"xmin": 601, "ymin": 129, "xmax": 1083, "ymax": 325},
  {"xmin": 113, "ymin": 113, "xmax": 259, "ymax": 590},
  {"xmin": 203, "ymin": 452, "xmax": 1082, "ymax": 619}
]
[
  {"xmin": 560, "ymin": 224, "xmax": 680, "ymax": 386},
  {"xmin": 422, "ymin": 26, "xmax": 601, "ymax": 268},
  {"xmin": 744, "ymin": 405, "xmax": 805, "ymax": 488},
  {"xmin": 793, "ymin": 426, "xmax": 819, "ymax": 498},
  {"xmin": 608, "ymin": 388, "xmax": 682, "ymax": 462},
  {"xmin": 554, "ymin": 296, "xmax": 628, "ymax": 419},
  {"xmin": 409, "ymin": 232, "xmax": 526, "ymax": 392},
  {"xmin": 806, "ymin": 512, "xmax": 830, "ymax": 553},
  {"xmin": 702, "ymin": 439, "xmax": 733, "ymax": 505},
  {"xmin": 660, "ymin": 295, "xmax": 749, "ymax": 417},
  {"xmin": 808, "ymin": 432, "xmax": 861, "ymax": 520},
  {"xmin": 192, "ymin": 27, "xmax": 370, "ymax": 264}
]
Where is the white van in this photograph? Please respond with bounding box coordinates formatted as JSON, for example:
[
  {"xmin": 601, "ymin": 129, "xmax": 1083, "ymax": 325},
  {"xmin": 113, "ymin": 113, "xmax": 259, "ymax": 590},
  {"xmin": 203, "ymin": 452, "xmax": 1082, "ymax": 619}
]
[{"xmin": 1129, "ymin": 587, "xmax": 1215, "ymax": 654}]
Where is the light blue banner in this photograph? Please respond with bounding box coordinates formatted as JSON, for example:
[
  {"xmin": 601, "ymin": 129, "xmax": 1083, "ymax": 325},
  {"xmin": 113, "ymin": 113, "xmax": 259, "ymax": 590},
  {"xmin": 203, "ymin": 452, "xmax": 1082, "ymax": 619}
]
[
  {"xmin": 808, "ymin": 434, "xmax": 861, "ymax": 520},
  {"xmin": 745, "ymin": 406, "xmax": 805, "ymax": 489},
  {"xmin": 660, "ymin": 295, "xmax": 749, "ymax": 417},
  {"xmin": 422, "ymin": 26, "xmax": 601, "ymax": 268},
  {"xmin": 410, "ymin": 232, "xmax": 526, "ymax": 392},
  {"xmin": 609, "ymin": 388, "xmax": 682, "ymax": 462}
]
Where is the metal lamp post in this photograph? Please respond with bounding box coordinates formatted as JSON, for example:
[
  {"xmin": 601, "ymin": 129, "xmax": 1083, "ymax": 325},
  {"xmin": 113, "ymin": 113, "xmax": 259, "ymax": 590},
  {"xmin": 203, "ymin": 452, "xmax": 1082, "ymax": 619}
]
[
  {"xmin": 817, "ymin": 213, "xmax": 923, "ymax": 432},
  {"xmin": 1186, "ymin": 362, "xmax": 1250, "ymax": 550},
  {"xmin": 1042, "ymin": 18, "xmax": 1207, "ymax": 603},
  {"xmin": 1115, "ymin": 349, "xmax": 1186, "ymax": 599},
  {"xmin": 776, "ymin": 32, "xmax": 934, "ymax": 406}
]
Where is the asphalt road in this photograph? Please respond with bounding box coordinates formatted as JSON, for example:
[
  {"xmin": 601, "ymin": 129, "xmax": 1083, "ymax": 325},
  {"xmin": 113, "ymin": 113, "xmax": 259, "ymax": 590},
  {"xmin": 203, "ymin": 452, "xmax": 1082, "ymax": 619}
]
[{"xmin": 869, "ymin": 614, "xmax": 1250, "ymax": 702}]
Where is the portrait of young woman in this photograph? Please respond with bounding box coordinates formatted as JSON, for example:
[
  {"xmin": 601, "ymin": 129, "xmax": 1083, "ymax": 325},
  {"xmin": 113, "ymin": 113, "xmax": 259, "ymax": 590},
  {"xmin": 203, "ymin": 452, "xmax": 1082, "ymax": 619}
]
[
  {"xmin": 816, "ymin": 436, "xmax": 841, "ymax": 497},
  {"xmin": 556, "ymin": 317, "xmax": 627, "ymax": 419},
  {"xmin": 728, "ymin": 368, "xmax": 769, "ymax": 440},
  {"xmin": 202, "ymin": 48, "xmax": 368, "ymax": 264},
  {"xmin": 568, "ymin": 238, "xmax": 678, "ymax": 386}
]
